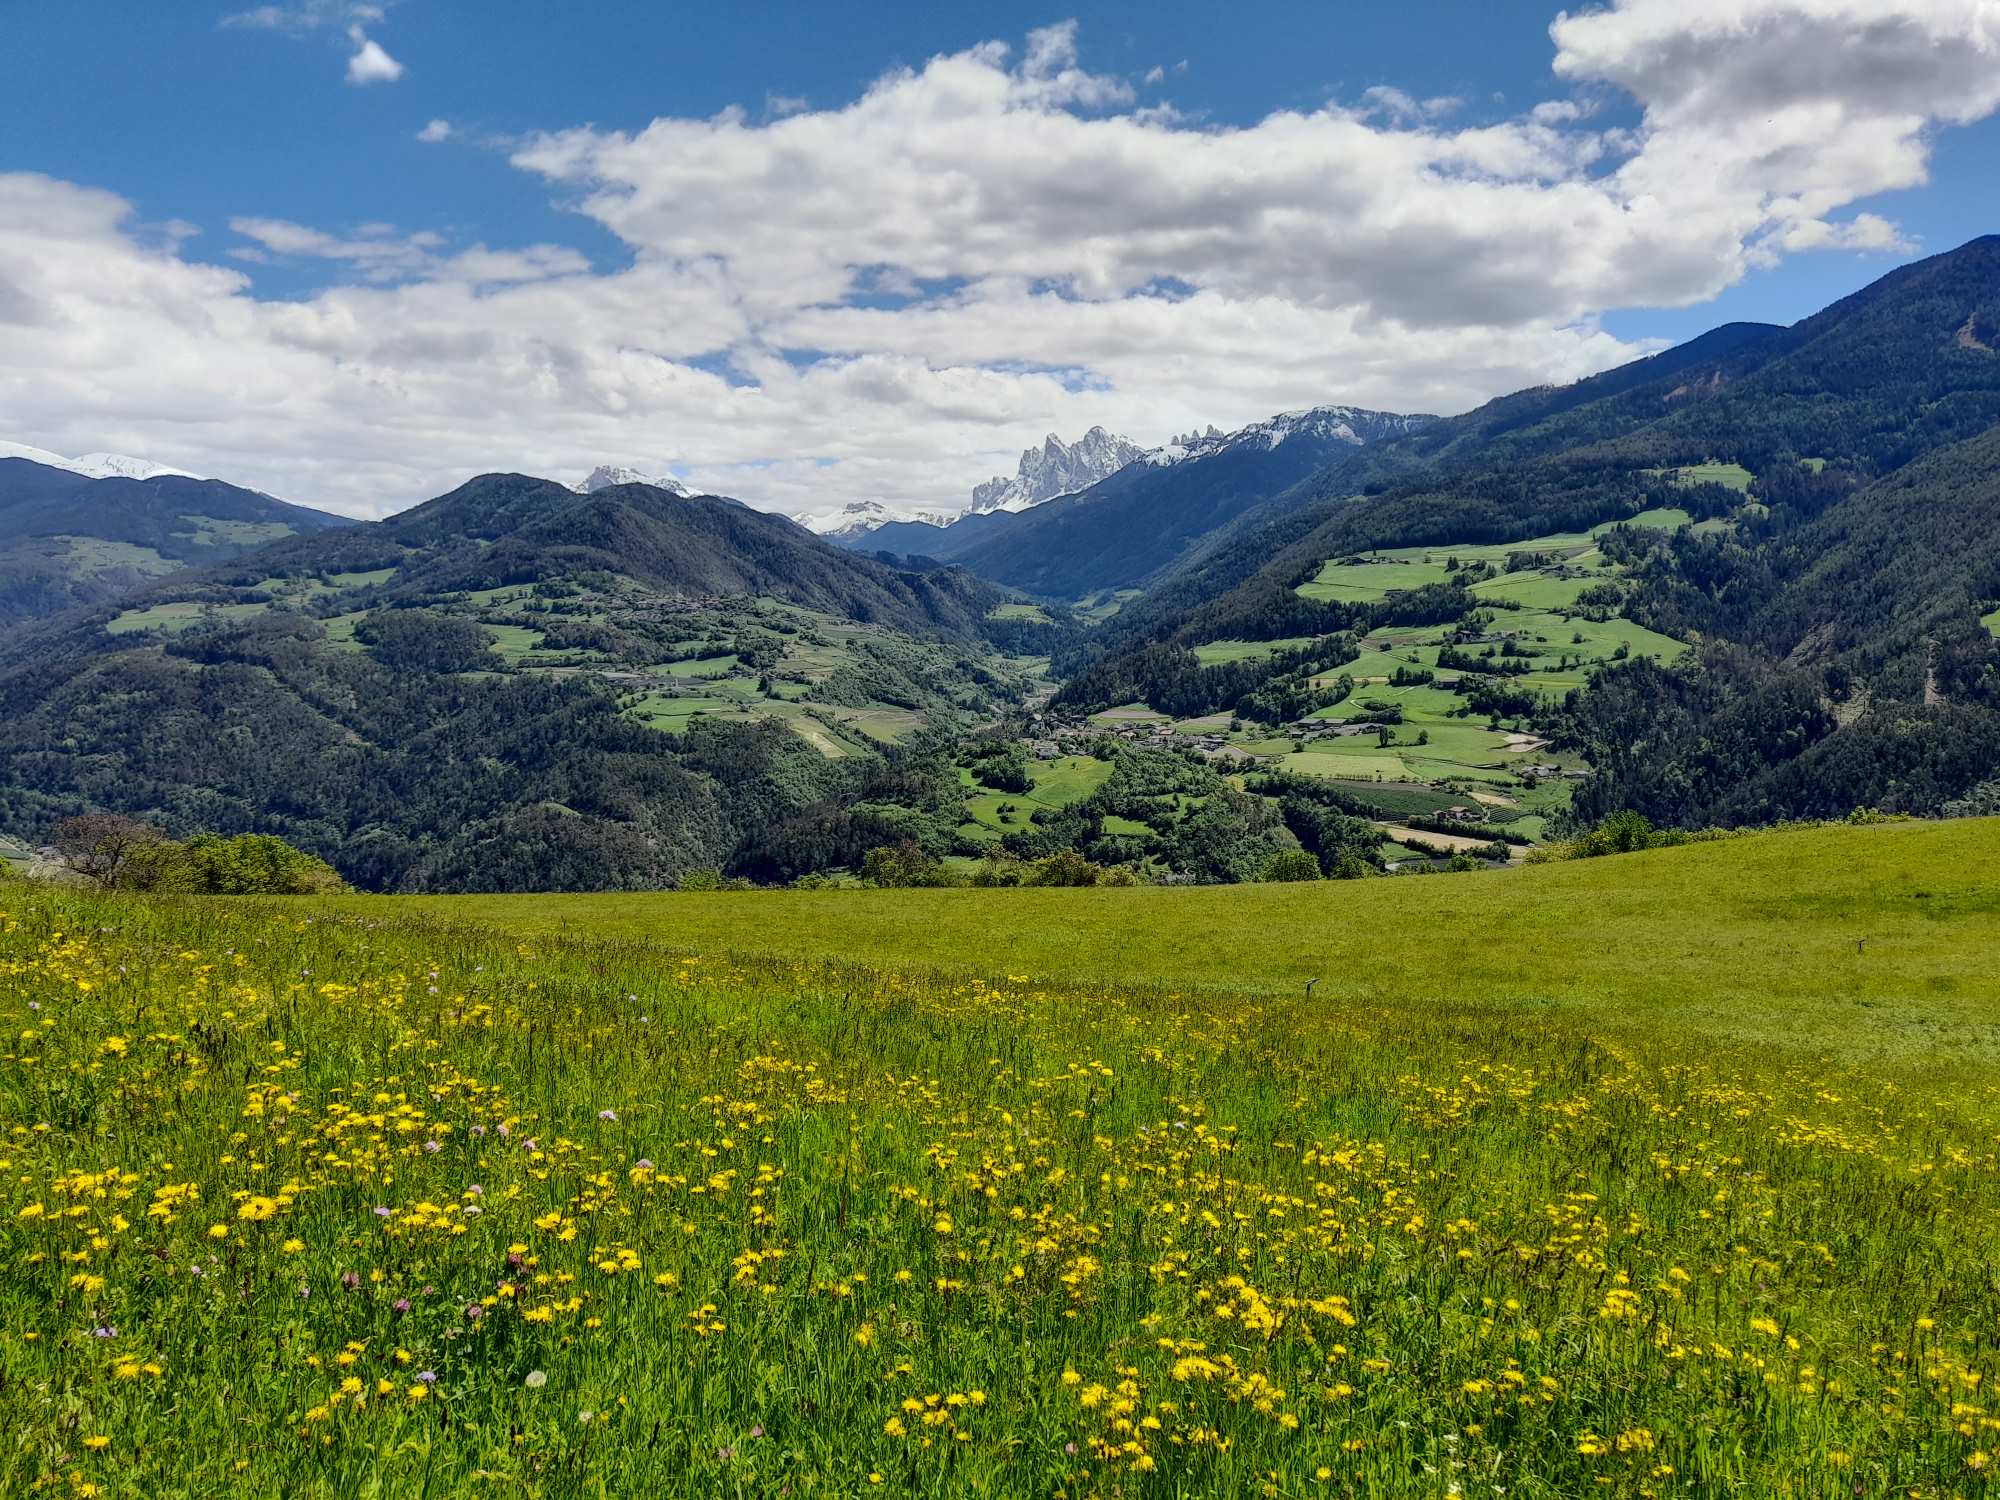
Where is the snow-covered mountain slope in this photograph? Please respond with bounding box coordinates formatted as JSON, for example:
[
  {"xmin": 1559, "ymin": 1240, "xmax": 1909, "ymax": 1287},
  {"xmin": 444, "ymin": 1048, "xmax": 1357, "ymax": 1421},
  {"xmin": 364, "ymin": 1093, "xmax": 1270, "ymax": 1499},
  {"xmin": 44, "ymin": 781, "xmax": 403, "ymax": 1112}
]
[
  {"xmin": 808, "ymin": 499, "xmax": 955, "ymax": 539},
  {"xmin": 1143, "ymin": 406, "xmax": 1429, "ymax": 467},
  {"xmin": 0, "ymin": 440, "xmax": 199, "ymax": 481},
  {"xmin": 574, "ymin": 464, "xmax": 691, "ymax": 497},
  {"xmin": 967, "ymin": 426, "xmax": 1146, "ymax": 515}
]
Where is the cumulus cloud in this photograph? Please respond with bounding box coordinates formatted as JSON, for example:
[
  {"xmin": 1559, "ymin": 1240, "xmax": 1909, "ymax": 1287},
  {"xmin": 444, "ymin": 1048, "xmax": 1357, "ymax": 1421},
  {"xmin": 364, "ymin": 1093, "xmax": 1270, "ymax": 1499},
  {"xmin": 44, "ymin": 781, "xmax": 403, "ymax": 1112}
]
[
  {"xmin": 224, "ymin": 0, "xmax": 405, "ymax": 85},
  {"xmin": 417, "ymin": 118, "xmax": 454, "ymax": 143},
  {"xmin": 8, "ymin": 6, "xmax": 2000, "ymax": 522},
  {"xmin": 346, "ymin": 30, "xmax": 404, "ymax": 84}
]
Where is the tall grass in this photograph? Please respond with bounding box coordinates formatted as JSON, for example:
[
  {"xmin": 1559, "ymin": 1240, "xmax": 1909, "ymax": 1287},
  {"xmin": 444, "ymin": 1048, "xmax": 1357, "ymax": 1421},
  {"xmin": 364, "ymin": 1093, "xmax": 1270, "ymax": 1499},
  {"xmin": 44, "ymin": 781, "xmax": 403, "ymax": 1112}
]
[{"xmin": 3, "ymin": 881, "xmax": 1998, "ymax": 1496}]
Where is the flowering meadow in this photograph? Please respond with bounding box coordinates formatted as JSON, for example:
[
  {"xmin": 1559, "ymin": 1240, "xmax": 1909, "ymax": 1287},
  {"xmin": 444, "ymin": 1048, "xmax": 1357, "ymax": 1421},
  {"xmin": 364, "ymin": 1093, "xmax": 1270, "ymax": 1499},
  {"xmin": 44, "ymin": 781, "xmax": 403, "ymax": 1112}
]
[{"xmin": 4, "ymin": 883, "xmax": 1999, "ymax": 1497}]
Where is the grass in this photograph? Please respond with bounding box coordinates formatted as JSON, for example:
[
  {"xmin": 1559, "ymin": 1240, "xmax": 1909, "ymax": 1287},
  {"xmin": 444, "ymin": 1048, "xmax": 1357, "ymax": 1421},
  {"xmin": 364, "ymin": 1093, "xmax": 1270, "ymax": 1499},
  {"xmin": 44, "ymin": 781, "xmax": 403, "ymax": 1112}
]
[
  {"xmin": 52, "ymin": 537, "xmax": 180, "ymax": 577},
  {"xmin": 311, "ymin": 818, "xmax": 2000, "ymax": 1068},
  {"xmin": 103, "ymin": 601, "xmax": 268, "ymax": 636},
  {"xmin": 6, "ymin": 818, "xmax": 2000, "ymax": 1495},
  {"xmin": 1666, "ymin": 462, "xmax": 1754, "ymax": 493},
  {"xmin": 962, "ymin": 756, "xmax": 1113, "ymax": 834},
  {"xmin": 1982, "ymin": 604, "xmax": 1999, "ymax": 639},
  {"xmin": 659, "ymin": 654, "xmax": 739, "ymax": 679},
  {"xmin": 626, "ymin": 693, "xmax": 753, "ymax": 732},
  {"xmin": 481, "ymin": 623, "xmax": 548, "ymax": 660},
  {"xmin": 1191, "ymin": 637, "xmax": 1312, "ymax": 665},
  {"xmin": 987, "ymin": 603, "xmax": 1053, "ymax": 624},
  {"xmin": 171, "ymin": 516, "xmax": 298, "ymax": 546}
]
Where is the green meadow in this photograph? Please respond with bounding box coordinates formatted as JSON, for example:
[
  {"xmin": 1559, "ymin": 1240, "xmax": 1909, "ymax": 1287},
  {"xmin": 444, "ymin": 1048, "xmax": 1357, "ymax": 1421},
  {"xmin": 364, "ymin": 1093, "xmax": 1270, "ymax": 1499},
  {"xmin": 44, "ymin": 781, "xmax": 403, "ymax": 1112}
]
[{"xmin": 6, "ymin": 816, "xmax": 2000, "ymax": 1497}]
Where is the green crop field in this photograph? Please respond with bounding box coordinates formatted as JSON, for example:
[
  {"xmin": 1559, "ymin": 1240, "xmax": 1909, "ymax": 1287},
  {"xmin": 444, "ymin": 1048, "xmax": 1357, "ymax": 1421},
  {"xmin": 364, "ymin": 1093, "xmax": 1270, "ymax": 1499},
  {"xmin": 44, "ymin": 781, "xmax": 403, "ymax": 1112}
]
[{"xmin": 6, "ymin": 818, "xmax": 1999, "ymax": 1496}]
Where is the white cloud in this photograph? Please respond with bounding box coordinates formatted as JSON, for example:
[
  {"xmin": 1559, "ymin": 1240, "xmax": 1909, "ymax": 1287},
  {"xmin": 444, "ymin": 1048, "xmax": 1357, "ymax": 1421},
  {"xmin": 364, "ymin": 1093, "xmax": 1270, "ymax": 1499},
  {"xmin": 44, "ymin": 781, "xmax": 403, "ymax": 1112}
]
[
  {"xmin": 7, "ymin": 6, "xmax": 1999, "ymax": 523},
  {"xmin": 221, "ymin": 1, "xmax": 387, "ymax": 31},
  {"xmin": 225, "ymin": 1, "xmax": 404, "ymax": 84},
  {"xmin": 346, "ymin": 31, "xmax": 403, "ymax": 85},
  {"xmin": 417, "ymin": 118, "xmax": 454, "ymax": 143}
]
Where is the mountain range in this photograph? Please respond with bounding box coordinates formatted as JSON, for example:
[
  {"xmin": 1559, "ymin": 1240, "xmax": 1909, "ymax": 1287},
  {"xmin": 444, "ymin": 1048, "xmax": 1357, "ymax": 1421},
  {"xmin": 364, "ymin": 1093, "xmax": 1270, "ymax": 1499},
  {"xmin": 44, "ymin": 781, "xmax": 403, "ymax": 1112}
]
[
  {"xmin": 0, "ymin": 440, "xmax": 202, "ymax": 482},
  {"xmin": 0, "ymin": 470, "xmax": 1054, "ymax": 890},
  {"xmin": 812, "ymin": 425, "xmax": 1147, "ymax": 542},
  {"xmin": 1, "ymin": 235, "xmax": 1997, "ymax": 889},
  {"xmin": 848, "ymin": 404, "xmax": 1431, "ymax": 600}
]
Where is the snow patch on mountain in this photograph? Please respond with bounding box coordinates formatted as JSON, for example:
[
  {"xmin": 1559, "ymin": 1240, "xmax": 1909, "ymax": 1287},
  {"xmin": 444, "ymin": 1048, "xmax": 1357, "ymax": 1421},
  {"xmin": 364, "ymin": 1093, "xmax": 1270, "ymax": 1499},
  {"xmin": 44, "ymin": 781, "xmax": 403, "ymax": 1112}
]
[
  {"xmin": 574, "ymin": 464, "xmax": 691, "ymax": 497},
  {"xmin": 0, "ymin": 440, "xmax": 199, "ymax": 481}
]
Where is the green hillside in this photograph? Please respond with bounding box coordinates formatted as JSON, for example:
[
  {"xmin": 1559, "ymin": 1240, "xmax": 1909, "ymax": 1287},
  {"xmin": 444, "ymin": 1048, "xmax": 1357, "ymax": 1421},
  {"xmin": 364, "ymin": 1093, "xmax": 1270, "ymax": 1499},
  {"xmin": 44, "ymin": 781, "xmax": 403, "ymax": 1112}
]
[{"xmin": 1055, "ymin": 237, "xmax": 2000, "ymax": 833}]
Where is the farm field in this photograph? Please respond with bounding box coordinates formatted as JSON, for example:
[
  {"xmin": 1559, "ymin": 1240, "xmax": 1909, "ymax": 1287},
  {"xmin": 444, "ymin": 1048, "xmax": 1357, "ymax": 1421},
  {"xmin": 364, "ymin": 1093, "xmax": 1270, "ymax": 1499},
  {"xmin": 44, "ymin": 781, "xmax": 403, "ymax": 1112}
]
[
  {"xmin": 1114, "ymin": 509, "xmax": 1716, "ymax": 828},
  {"xmin": 8, "ymin": 817, "xmax": 2000, "ymax": 1497}
]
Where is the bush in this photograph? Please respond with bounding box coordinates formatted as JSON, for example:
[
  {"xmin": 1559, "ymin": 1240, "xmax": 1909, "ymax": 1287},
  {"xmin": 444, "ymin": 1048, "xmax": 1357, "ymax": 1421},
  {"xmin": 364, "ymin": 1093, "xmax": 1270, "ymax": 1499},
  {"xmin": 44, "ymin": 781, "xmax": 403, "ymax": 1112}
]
[
  {"xmin": 54, "ymin": 818, "xmax": 346, "ymax": 894},
  {"xmin": 135, "ymin": 834, "xmax": 347, "ymax": 895},
  {"xmin": 969, "ymin": 853, "xmax": 1027, "ymax": 888},
  {"xmin": 861, "ymin": 841, "xmax": 960, "ymax": 888},
  {"xmin": 1022, "ymin": 849, "xmax": 1109, "ymax": 887},
  {"xmin": 1260, "ymin": 849, "xmax": 1322, "ymax": 883}
]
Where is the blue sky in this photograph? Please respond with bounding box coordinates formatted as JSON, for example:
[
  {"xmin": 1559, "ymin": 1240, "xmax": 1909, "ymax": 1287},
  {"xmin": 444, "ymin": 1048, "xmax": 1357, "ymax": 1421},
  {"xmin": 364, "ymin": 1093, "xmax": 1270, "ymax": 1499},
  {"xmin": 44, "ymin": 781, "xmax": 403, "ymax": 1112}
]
[{"xmin": 3, "ymin": 2, "xmax": 1997, "ymax": 518}]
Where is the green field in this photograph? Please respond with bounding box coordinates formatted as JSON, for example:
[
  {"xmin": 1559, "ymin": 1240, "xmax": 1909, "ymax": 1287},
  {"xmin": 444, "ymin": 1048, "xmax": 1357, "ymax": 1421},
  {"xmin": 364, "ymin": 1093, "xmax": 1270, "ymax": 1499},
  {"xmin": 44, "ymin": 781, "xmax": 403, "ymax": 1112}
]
[
  {"xmin": 1663, "ymin": 461, "xmax": 1754, "ymax": 492},
  {"xmin": 1191, "ymin": 636, "xmax": 1313, "ymax": 664},
  {"xmin": 53, "ymin": 536, "xmax": 181, "ymax": 577},
  {"xmin": 315, "ymin": 817, "xmax": 1999, "ymax": 1065},
  {"xmin": 1983, "ymin": 603, "xmax": 2000, "ymax": 638},
  {"xmin": 103, "ymin": 600, "xmax": 270, "ymax": 635},
  {"xmin": 961, "ymin": 754, "xmax": 1113, "ymax": 836},
  {"xmin": 7, "ymin": 819, "xmax": 1999, "ymax": 1495}
]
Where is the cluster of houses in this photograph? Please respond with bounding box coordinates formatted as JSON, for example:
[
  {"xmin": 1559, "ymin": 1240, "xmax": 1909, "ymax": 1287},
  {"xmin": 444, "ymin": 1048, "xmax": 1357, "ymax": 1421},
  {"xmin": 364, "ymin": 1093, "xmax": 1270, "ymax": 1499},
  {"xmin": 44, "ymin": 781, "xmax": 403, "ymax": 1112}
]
[{"xmin": 1519, "ymin": 762, "xmax": 1589, "ymax": 781}]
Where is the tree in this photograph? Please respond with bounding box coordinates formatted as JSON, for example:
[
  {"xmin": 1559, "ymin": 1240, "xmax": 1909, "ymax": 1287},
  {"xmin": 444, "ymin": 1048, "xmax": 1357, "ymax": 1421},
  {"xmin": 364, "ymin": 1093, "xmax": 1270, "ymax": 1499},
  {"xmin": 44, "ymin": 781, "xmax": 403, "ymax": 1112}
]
[
  {"xmin": 49, "ymin": 814, "xmax": 164, "ymax": 888},
  {"xmin": 861, "ymin": 840, "xmax": 957, "ymax": 888},
  {"xmin": 1260, "ymin": 849, "xmax": 1322, "ymax": 882}
]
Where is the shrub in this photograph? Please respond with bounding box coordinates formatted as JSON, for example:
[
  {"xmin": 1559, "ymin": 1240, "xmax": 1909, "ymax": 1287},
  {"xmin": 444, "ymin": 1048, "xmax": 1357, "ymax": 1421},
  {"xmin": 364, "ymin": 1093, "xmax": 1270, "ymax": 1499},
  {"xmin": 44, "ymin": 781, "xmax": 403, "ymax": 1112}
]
[
  {"xmin": 861, "ymin": 841, "xmax": 960, "ymax": 888},
  {"xmin": 136, "ymin": 834, "xmax": 347, "ymax": 895},
  {"xmin": 1022, "ymin": 849, "xmax": 1109, "ymax": 887},
  {"xmin": 1260, "ymin": 849, "xmax": 1323, "ymax": 883}
]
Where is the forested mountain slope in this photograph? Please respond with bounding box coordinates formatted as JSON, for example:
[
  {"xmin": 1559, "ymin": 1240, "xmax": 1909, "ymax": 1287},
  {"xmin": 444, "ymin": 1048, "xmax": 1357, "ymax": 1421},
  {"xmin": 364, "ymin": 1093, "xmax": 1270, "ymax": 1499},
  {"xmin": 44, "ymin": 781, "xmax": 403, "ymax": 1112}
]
[
  {"xmin": 0, "ymin": 473, "xmax": 1056, "ymax": 891},
  {"xmin": 0, "ymin": 457, "xmax": 349, "ymax": 624}
]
